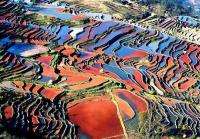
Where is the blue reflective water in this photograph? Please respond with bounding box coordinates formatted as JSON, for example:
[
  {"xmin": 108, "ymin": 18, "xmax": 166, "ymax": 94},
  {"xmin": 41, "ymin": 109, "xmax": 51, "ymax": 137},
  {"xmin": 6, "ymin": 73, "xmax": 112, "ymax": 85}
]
[
  {"xmin": 87, "ymin": 26, "xmax": 129, "ymax": 51},
  {"xmin": 0, "ymin": 37, "xmax": 11, "ymax": 48},
  {"xmin": 39, "ymin": 76, "xmax": 55, "ymax": 82},
  {"xmin": 158, "ymin": 36, "xmax": 174, "ymax": 54},
  {"xmin": 57, "ymin": 26, "xmax": 71, "ymax": 45},
  {"xmin": 102, "ymin": 64, "xmax": 128, "ymax": 80},
  {"xmin": 115, "ymin": 46, "xmax": 136, "ymax": 57},
  {"xmin": 122, "ymin": 67, "xmax": 134, "ymax": 75},
  {"xmin": 189, "ymin": 51, "xmax": 197, "ymax": 65},
  {"xmin": 79, "ymin": 51, "xmax": 88, "ymax": 58},
  {"xmin": 35, "ymin": 8, "xmax": 72, "ymax": 20},
  {"xmin": 104, "ymin": 41, "xmax": 120, "ymax": 55},
  {"xmin": 118, "ymin": 93, "xmax": 139, "ymax": 128},
  {"xmin": 7, "ymin": 42, "xmax": 36, "ymax": 55},
  {"xmin": 89, "ymin": 22, "xmax": 118, "ymax": 39}
]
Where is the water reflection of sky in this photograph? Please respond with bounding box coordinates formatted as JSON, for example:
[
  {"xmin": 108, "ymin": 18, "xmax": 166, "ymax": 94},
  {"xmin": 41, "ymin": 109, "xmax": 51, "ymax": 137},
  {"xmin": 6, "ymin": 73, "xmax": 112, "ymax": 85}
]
[
  {"xmin": 13, "ymin": 0, "xmax": 32, "ymax": 4},
  {"xmin": 34, "ymin": 7, "xmax": 72, "ymax": 20},
  {"xmin": 7, "ymin": 42, "xmax": 37, "ymax": 55}
]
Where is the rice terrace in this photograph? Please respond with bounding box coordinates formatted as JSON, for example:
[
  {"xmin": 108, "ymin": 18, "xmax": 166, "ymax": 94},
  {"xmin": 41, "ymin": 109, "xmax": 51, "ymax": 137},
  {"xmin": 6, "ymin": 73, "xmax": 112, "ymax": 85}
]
[{"xmin": 0, "ymin": 0, "xmax": 200, "ymax": 138}]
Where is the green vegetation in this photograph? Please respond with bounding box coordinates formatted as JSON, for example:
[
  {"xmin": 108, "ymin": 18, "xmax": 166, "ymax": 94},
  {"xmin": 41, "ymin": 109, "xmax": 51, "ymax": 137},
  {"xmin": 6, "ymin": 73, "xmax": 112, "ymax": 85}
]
[
  {"xmin": 51, "ymin": 52, "xmax": 61, "ymax": 68},
  {"xmin": 138, "ymin": 112, "xmax": 148, "ymax": 132}
]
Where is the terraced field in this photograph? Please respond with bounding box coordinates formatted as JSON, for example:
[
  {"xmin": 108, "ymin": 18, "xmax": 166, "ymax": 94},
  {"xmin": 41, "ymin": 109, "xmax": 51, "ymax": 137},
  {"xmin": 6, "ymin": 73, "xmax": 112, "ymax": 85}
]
[{"xmin": 0, "ymin": 0, "xmax": 199, "ymax": 139}]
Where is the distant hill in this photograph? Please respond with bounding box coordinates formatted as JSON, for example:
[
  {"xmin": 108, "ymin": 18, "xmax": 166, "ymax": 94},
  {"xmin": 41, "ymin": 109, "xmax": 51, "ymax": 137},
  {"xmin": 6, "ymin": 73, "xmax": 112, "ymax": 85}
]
[
  {"xmin": 190, "ymin": 0, "xmax": 200, "ymax": 5},
  {"xmin": 137, "ymin": 0, "xmax": 199, "ymax": 18}
]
